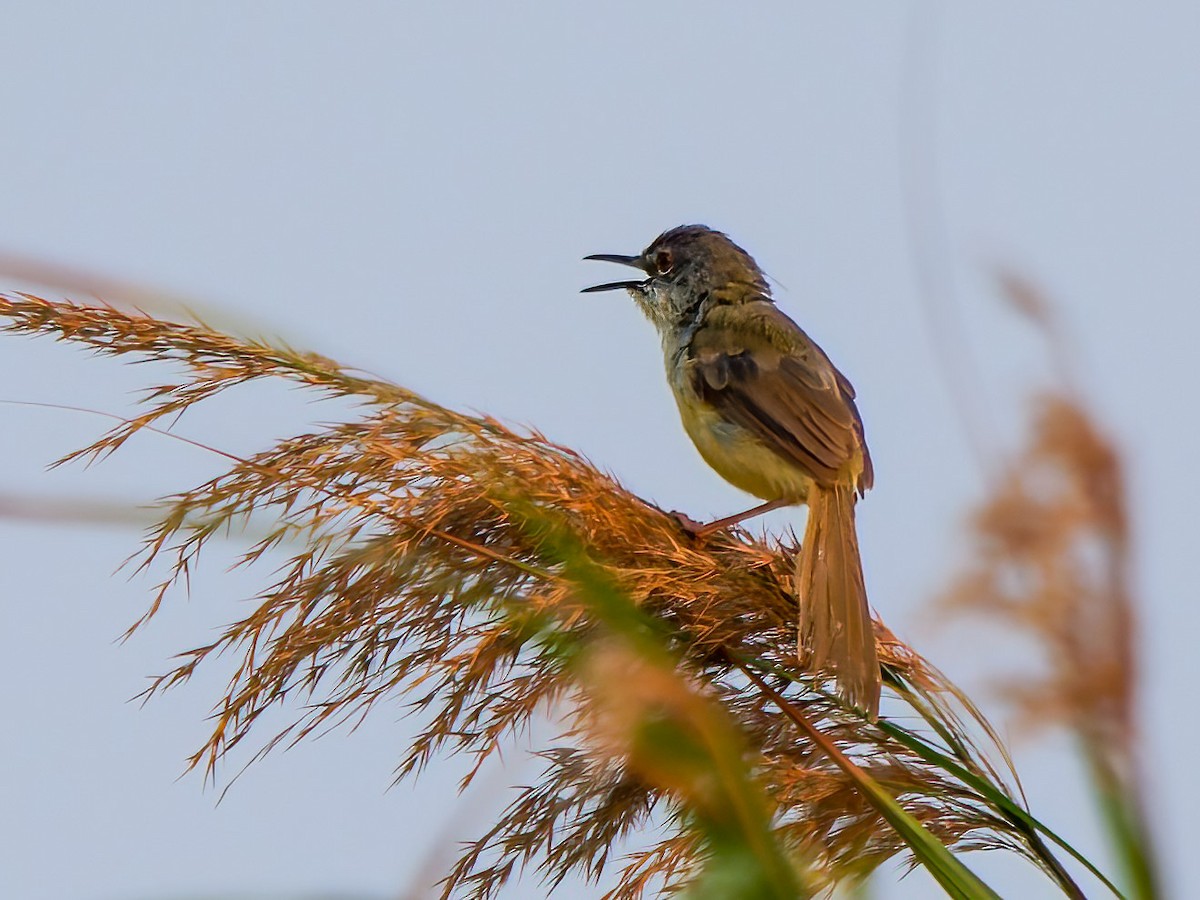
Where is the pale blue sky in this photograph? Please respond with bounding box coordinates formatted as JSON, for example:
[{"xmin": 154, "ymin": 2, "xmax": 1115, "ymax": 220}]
[{"xmin": 2, "ymin": 4, "xmax": 1197, "ymax": 897}]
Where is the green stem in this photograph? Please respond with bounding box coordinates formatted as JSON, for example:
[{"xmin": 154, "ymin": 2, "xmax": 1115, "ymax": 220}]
[{"xmin": 1082, "ymin": 741, "xmax": 1160, "ymax": 899}]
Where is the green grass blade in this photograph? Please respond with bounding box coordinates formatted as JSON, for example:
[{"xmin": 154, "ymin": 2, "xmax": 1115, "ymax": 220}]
[
  {"xmin": 523, "ymin": 512, "xmax": 811, "ymax": 898},
  {"xmin": 877, "ymin": 719, "xmax": 1123, "ymax": 899},
  {"xmin": 738, "ymin": 666, "xmax": 1002, "ymax": 900}
]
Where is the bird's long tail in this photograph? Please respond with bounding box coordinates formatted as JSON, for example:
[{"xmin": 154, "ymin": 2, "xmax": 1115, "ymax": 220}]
[{"xmin": 795, "ymin": 484, "xmax": 881, "ymax": 718}]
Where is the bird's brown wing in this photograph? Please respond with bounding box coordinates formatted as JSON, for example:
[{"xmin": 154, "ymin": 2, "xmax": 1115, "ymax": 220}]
[{"xmin": 688, "ymin": 302, "xmax": 872, "ymax": 493}]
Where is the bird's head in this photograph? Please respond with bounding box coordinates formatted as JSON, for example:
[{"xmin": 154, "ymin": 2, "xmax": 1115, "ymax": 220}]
[{"xmin": 583, "ymin": 225, "xmax": 770, "ymax": 330}]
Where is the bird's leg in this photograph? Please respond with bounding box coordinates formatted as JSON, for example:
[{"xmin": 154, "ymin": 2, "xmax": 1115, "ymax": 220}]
[{"xmin": 673, "ymin": 498, "xmax": 792, "ymax": 538}]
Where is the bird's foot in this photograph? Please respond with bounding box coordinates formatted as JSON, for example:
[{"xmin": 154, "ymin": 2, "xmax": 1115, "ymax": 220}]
[{"xmin": 670, "ymin": 510, "xmax": 716, "ymax": 538}]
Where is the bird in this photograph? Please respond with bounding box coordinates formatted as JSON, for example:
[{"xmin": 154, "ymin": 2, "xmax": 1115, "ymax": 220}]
[{"xmin": 583, "ymin": 224, "xmax": 880, "ymax": 717}]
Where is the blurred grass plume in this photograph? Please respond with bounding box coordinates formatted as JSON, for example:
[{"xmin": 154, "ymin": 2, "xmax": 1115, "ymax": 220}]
[{"xmin": 935, "ymin": 273, "xmax": 1159, "ymax": 898}]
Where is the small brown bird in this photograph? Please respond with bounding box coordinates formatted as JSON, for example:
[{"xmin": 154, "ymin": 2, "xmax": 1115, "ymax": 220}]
[{"xmin": 584, "ymin": 225, "xmax": 880, "ymax": 716}]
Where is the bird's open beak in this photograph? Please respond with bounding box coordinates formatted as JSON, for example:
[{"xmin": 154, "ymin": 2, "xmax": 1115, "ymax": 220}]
[
  {"xmin": 582, "ymin": 253, "xmax": 648, "ymax": 293},
  {"xmin": 584, "ymin": 253, "xmax": 643, "ymax": 267}
]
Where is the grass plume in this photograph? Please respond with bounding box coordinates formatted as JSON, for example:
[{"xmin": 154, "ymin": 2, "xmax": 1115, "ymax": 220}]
[
  {"xmin": 0, "ymin": 292, "xmax": 1118, "ymax": 897},
  {"xmin": 936, "ymin": 273, "xmax": 1159, "ymax": 898}
]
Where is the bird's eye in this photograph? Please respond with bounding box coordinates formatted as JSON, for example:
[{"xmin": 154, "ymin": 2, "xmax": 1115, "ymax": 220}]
[{"xmin": 653, "ymin": 249, "xmax": 673, "ymax": 274}]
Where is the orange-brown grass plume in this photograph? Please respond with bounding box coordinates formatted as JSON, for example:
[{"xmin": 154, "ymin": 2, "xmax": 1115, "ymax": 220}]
[
  {"xmin": 939, "ymin": 272, "xmax": 1159, "ymax": 898},
  {"xmin": 942, "ymin": 393, "xmax": 1133, "ymax": 749},
  {"xmin": 0, "ymin": 292, "xmax": 1112, "ymax": 898}
]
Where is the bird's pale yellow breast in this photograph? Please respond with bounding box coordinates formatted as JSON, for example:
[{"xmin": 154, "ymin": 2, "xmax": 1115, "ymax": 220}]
[{"xmin": 672, "ymin": 381, "xmax": 816, "ymax": 503}]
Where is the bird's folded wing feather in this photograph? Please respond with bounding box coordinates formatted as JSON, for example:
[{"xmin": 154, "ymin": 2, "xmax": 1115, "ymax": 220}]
[{"xmin": 687, "ymin": 302, "xmax": 873, "ymax": 492}]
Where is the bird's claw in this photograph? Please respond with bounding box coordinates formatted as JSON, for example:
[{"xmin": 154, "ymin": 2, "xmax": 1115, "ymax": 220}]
[{"xmin": 670, "ymin": 510, "xmax": 711, "ymax": 537}]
